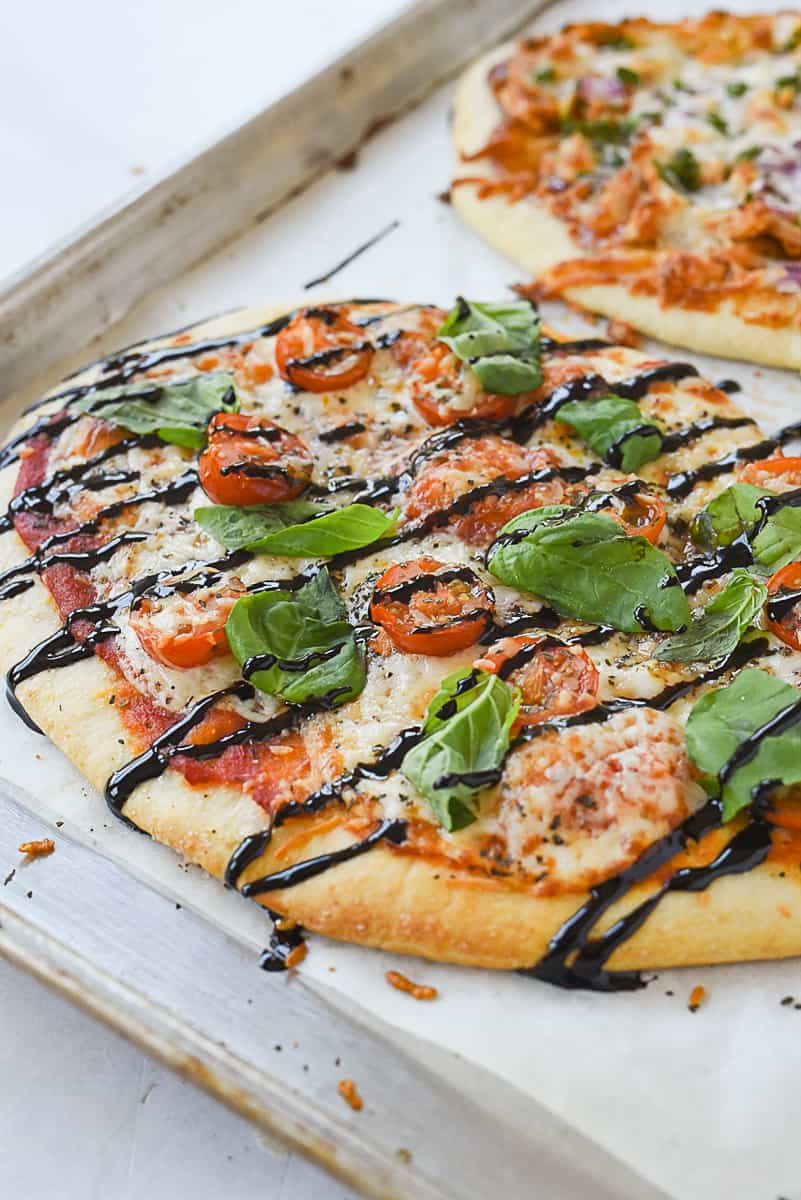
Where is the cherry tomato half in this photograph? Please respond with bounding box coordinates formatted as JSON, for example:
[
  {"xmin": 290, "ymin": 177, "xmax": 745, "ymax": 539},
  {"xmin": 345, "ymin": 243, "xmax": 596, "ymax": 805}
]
[
  {"xmin": 739, "ymin": 455, "xmax": 801, "ymax": 490},
  {"xmin": 369, "ymin": 558, "xmax": 495, "ymax": 656},
  {"xmin": 585, "ymin": 484, "xmax": 667, "ymax": 545},
  {"xmin": 404, "ymin": 435, "xmax": 573, "ymax": 547},
  {"xmin": 405, "ymin": 340, "xmax": 521, "ymax": 426},
  {"xmin": 474, "ymin": 635, "xmax": 599, "ymax": 729},
  {"xmin": 275, "ymin": 306, "xmax": 373, "ymax": 392},
  {"xmin": 199, "ymin": 413, "xmax": 313, "ymax": 506},
  {"xmin": 766, "ymin": 561, "xmax": 801, "ymax": 652},
  {"xmin": 130, "ymin": 588, "xmax": 242, "ymax": 669}
]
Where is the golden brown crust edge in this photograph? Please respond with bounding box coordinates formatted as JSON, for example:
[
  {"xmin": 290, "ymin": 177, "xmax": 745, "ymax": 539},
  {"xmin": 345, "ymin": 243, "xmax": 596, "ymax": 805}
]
[
  {"xmin": 450, "ymin": 48, "xmax": 801, "ymax": 371},
  {"xmin": 1, "ymin": 301, "xmax": 801, "ymax": 972}
]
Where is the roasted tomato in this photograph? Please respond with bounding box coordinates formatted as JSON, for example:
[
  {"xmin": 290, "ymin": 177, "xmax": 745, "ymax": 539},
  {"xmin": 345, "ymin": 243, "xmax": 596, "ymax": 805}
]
[
  {"xmin": 369, "ymin": 558, "xmax": 494, "ymax": 655},
  {"xmin": 474, "ymin": 635, "xmax": 599, "ymax": 729},
  {"xmin": 585, "ymin": 484, "xmax": 667, "ymax": 545},
  {"xmin": 739, "ymin": 455, "xmax": 801, "ymax": 490},
  {"xmin": 275, "ymin": 306, "xmax": 373, "ymax": 392},
  {"xmin": 404, "ymin": 434, "xmax": 573, "ymax": 546},
  {"xmin": 130, "ymin": 588, "xmax": 242, "ymax": 669},
  {"xmin": 766, "ymin": 562, "xmax": 801, "ymax": 652},
  {"xmin": 404, "ymin": 340, "xmax": 523, "ymax": 426},
  {"xmin": 199, "ymin": 413, "xmax": 313, "ymax": 506}
]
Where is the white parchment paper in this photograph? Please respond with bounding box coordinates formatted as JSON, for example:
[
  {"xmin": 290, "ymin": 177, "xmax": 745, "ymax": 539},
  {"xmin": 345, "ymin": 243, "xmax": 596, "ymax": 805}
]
[{"xmin": 3, "ymin": 1, "xmax": 801, "ymax": 1195}]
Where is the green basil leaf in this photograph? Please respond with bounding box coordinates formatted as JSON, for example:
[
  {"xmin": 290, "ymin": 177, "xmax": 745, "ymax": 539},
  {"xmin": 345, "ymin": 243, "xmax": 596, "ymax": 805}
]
[
  {"xmin": 73, "ymin": 373, "xmax": 238, "ymax": 449},
  {"xmin": 726, "ymin": 81, "xmax": 747, "ymax": 97},
  {"xmin": 556, "ymin": 393, "xmax": 662, "ymax": 472},
  {"xmin": 690, "ymin": 483, "xmax": 773, "ymax": 550},
  {"xmin": 225, "ymin": 569, "xmax": 365, "ymax": 706},
  {"xmin": 654, "ymin": 569, "xmax": 766, "ymax": 663},
  {"xmin": 401, "ymin": 669, "xmax": 520, "ymax": 831},
  {"xmin": 437, "ymin": 298, "xmax": 543, "ymax": 395},
  {"xmin": 616, "ymin": 66, "xmax": 640, "ymax": 86},
  {"xmin": 752, "ymin": 504, "xmax": 801, "ymax": 572},
  {"xmin": 487, "ymin": 505, "xmax": 689, "ymax": 633},
  {"xmin": 195, "ymin": 502, "xmax": 398, "ymax": 557},
  {"xmin": 194, "ymin": 500, "xmax": 330, "ymax": 550},
  {"xmin": 655, "ymin": 147, "xmax": 701, "ymax": 192},
  {"xmin": 685, "ymin": 668, "xmax": 801, "ymax": 821}
]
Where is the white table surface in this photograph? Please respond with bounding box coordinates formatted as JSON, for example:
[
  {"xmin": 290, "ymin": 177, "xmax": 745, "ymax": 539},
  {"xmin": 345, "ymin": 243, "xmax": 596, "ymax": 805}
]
[{"xmin": 0, "ymin": 3, "xmax": 408, "ymax": 1196}]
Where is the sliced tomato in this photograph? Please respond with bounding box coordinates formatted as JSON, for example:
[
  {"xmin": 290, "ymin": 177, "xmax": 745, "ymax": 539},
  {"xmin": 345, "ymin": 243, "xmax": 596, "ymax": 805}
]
[
  {"xmin": 474, "ymin": 635, "xmax": 599, "ymax": 729},
  {"xmin": 389, "ymin": 306, "xmax": 448, "ymax": 369},
  {"xmin": 739, "ymin": 455, "xmax": 801, "ymax": 489},
  {"xmin": 766, "ymin": 561, "xmax": 801, "ymax": 652},
  {"xmin": 199, "ymin": 412, "xmax": 313, "ymax": 506},
  {"xmin": 130, "ymin": 589, "xmax": 241, "ymax": 669},
  {"xmin": 406, "ymin": 340, "xmax": 522, "ymax": 426},
  {"xmin": 404, "ymin": 434, "xmax": 573, "ymax": 547},
  {"xmin": 586, "ymin": 484, "xmax": 666, "ymax": 545},
  {"xmin": 369, "ymin": 558, "xmax": 494, "ymax": 656},
  {"xmin": 275, "ymin": 306, "xmax": 373, "ymax": 392}
]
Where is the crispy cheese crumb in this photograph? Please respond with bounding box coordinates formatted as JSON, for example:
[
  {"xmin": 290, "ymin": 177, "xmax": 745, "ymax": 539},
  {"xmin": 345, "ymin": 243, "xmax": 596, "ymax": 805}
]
[
  {"xmin": 338, "ymin": 1079, "xmax": 363, "ymax": 1111},
  {"xmin": 284, "ymin": 943, "xmax": 307, "ymax": 969},
  {"xmin": 18, "ymin": 839, "xmax": 55, "ymax": 859},
  {"xmin": 688, "ymin": 985, "xmax": 707, "ymax": 1013},
  {"xmin": 386, "ymin": 970, "xmax": 438, "ymax": 1001}
]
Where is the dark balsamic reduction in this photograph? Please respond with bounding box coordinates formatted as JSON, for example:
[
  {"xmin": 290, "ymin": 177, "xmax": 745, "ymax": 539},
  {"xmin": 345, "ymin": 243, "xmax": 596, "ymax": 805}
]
[
  {"xmin": 258, "ymin": 911, "xmax": 307, "ymax": 972},
  {"xmin": 666, "ymin": 439, "xmax": 779, "ymax": 499},
  {"xmin": 659, "ymin": 415, "xmax": 753, "ymax": 454},
  {"xmin": 767, "ymin": 587, "xmax": 801, "ymax": 623},
  {"xmin": 318, "ymin": 421, "xmax": 367, "ymax": 444},
  {"xmin": 241, "ymin": 818, "xmax": 407, "ymax": 897}
]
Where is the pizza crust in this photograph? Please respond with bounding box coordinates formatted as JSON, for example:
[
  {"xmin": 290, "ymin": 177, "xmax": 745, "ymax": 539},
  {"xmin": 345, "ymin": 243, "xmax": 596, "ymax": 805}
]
[
  {"xmin": 451, "ymin": 47, "xmax": 801, "ymax": 370},
  {"xmin": 2, "ymin": 302, "xmax": 801, "ymax": 973}
]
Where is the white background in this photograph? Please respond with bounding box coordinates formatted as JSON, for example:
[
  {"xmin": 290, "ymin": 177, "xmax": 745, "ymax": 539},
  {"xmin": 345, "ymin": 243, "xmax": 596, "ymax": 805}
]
[{"xmin": 0, "ymin": 2, "xmax": 407, "ymax": 1196}]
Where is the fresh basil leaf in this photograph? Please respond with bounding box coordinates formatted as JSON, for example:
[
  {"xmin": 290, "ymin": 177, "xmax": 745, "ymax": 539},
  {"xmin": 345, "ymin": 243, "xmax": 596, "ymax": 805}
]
[
  {"xmin": 735, "ymin": 145, "xmax": 762, "ymax": 163},
  {"xmin": 195, "ymin": 500, "xmax": 330, "ymax": 550},
  {"xmin": 617, "ymin": 66, "xmax": 640, "ymax": 86},
  {"xmin": 656, "ymin": 147, "xmax": 701, "ymax": 192},
  {"xmin": 560, "ymin": 116, "xmax": 639, "ymax": 145},
  {"xmin": 195, "ymin": 501, "xmax": 398, "ymax": 557},
  {"xmin": 401, "ymin": 668, "xmax": 520, "ymax": 831},
  {"xmin": 752, "ymin": 503, "xmax": 801, "ymax": 572},
  {"xmin": 690, "ymin": 483, "xmax": 773, "ymax": 550},
  {"xmin": 487, "ymin": 505, "xmax": 689, "ymax": 633},
  {"xmin": 726, "ymin": 81, "xmax": 747, "ymax": 97},
  {"xmin": 654, "ymin": 569, "xmax": 766, "ymax": 663},
  {"xmin": 706, "ymin": 111, "xmax": 729, "ymax": 135},
  {"xmin": 73, "ymin": 373, "xmax": 238, "ymax": 450},
  {"xmin": 437, "ymin": 298, "xmax": 543, "ymax": 395},
  {"xmin": 226, "ymin": 569, "xmax": 365, "ymax": 707},
  {"xmin": 685, "ymin": 668, "xmax": 801, "ymax": 821},
  {"xmin": 534, "ymin": 65, "xmax": 556, "ymax": 83},
  {"xmin": 556, "ymin": 393, "xmax": 662, "ymax": 472}
]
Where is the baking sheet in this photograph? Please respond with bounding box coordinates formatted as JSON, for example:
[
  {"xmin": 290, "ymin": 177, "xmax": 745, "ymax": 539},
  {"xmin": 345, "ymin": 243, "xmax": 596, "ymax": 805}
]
[{"xmin": 3, "ymin": 0, "xmax": 801, "ymax": 1197}]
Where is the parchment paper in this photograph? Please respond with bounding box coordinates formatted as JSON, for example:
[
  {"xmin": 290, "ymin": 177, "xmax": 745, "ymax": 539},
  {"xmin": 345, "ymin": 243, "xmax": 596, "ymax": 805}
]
[{"xmin": 3, "ymin": 0, "xmax": 801, "ymax": 1195}]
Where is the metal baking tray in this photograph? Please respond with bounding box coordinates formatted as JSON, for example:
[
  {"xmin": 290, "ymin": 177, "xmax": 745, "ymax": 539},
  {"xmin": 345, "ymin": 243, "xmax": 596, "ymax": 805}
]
[{"xmin": 0, "ymin": 1, "xmax": 670, "ymax": 1196}]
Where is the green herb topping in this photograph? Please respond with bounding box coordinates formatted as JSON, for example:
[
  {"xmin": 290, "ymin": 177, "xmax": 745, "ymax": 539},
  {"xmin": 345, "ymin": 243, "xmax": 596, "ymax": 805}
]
[
  {"xmin": 226, "ymin": 569, "xmax": 365, "ymax": 707},
  {"xmin": 74, "ymin": 373, "xmax": 238, "ymax": 450},
  {"xmin": 486, "ymin": 506, "xmax": 690, "ymax": 633},
  {"xmin": 556, "ymin": 393, "xmax": 662, "ymax": 472},
  {"xmin": 437, "ymin": 298, "xmax": 543, "ymax": 395},
  {"xmin": 195, "ymin": 502, "xmax": 398, "ymax": 557},
  {"xmin": 654, "ymin": 570, "xmax": 766, "ymax": 663},
  {"xmin": 401, "ymin": 668, "xmax": 520, "ymax": 831},
  {"xmin": 685, "ymin": 669, "xmax": 801, "ymax": 821}
]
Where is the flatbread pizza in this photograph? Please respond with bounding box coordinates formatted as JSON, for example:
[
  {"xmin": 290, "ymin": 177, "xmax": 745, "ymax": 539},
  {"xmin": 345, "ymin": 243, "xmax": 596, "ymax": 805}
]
[
  {"xmin": 3, "ymin": 297, "xmax": 801, "ymax": 989},
  {"xmin": 451, "ymin": 12, "xmax": 801, "ymax": 368}
]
